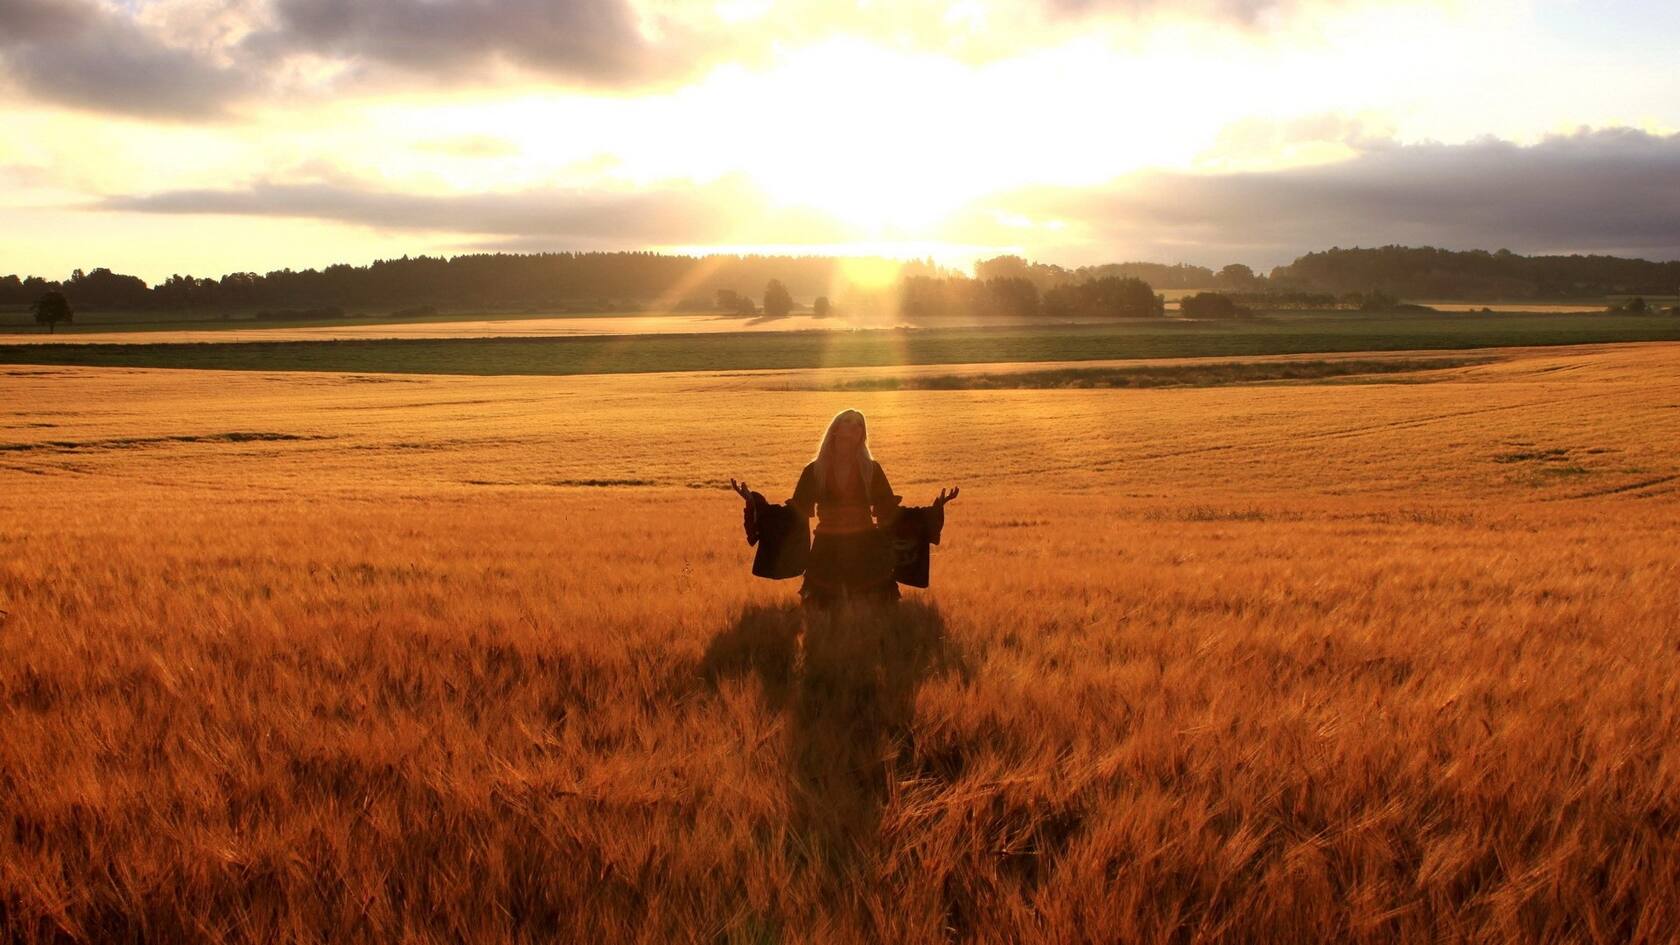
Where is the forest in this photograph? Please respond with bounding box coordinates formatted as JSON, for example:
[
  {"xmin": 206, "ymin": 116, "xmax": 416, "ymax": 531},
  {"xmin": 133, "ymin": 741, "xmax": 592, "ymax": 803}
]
[{"xmin": 3, "ymin": 246, "xmax": 1678, "ymax": 314}]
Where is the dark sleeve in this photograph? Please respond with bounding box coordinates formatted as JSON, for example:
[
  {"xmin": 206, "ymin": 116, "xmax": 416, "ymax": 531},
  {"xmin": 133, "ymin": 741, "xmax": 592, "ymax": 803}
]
[
  {"xmin": 744, "ymin": 492, "xmax": 765, "ymax": 546},
  {"xmin": 790, "ymin": 463, "xmax": 817, "ymax": 518},
  {"xmin": 871, "ymin": 462, "xmax": 901, "ymax": 523}
]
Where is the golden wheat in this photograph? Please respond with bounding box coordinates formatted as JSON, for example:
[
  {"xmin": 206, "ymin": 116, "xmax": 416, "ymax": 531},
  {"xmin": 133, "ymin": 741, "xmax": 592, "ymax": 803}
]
[{"xmin": 2, "ymin": 345, "xmax": 1678, "ymax": 943}]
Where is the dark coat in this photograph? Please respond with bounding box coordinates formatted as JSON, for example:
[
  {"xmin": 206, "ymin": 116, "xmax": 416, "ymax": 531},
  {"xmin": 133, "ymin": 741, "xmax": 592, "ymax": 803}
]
[
  {"xmin": 742, "ymin": 491, "xmax": 809, "ymax": 579},
  {"xmin": 742, "ymin": 482, "xmax": 947, "ymax": 588},
  {"xmin": 888, "ymin": 505, "xmax": 945, "ymax": 588}
]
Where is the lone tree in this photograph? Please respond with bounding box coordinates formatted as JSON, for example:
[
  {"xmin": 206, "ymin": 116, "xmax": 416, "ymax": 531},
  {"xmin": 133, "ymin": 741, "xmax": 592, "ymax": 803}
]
[
  {"xmin": 1215, "ymin": 263, "xmax": 1257, "ymax": 289},
  {"xmin": 762, "ymin": 279, "xmax": 793, "ymax": 317},
  {"xmin": 812, "ymin": 295, "xmax": 831, "ymax": 318},
  {"xmin": 1180, "ymin": 291, "xmax": 1251, "ymax": 319},
  {"xmin": 715, "ymin": 288, "xmax": 756, "ymax": 315},
  {"xmin": 32, "ymin": 291, "xmax": 73, "ymax": 333}
]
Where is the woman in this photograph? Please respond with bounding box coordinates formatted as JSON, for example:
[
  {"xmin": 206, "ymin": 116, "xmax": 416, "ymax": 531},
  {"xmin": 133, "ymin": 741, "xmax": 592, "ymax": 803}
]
[{"xmin": 733, "ymin": 409, "xmax": 958, "ymax": 607}]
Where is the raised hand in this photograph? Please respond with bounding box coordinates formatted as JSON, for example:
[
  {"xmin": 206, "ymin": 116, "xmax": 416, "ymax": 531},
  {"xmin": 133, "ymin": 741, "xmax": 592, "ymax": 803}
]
[
  {"xmin": 933, "ymin": 486, "xmax": 960, "ymax": 508},
  {"xmin": 729, "ymin": 478, "xmax": 753, "ymax": 502}
]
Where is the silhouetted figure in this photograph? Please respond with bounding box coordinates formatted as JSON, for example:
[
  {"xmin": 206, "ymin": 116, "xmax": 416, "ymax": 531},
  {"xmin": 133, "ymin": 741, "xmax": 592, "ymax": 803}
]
[{"xmin": 732, "ymin": 409, "xmax": 957, "ymax": 608}]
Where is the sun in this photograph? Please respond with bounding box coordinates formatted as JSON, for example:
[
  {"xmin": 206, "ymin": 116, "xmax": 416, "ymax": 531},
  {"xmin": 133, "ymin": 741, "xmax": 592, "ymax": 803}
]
[
  {"xmin": 701, "ymin": 40, "xmax": 1011, "ymax": 235},
  {"xmin": 750, "ymin": 160, "xmax": 971, "ymax": 234}
]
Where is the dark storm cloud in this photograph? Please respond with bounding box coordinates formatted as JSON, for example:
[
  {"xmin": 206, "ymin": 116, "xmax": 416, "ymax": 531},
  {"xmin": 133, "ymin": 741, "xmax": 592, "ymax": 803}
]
[
  {"xmin": 987, "ymin": 128, "xmax": 1680, "ymax": 265},
  {"xmin": 240, "ymin": 0, "xmax": 667, "ymax": 85},
  {"xmin": 0, "ymin": 0, "xmax": 251, "ymax": 119},
  {"xmin": 1, "ymin": 0, "xmax": 686, "ymax": 118},
  {"xmin": 97, "ymin": 177, "xmax": 775, "ymax": 244},
  {"xmin": 0, "ymin": 0, "xmax": 85, "ymax": 35}
]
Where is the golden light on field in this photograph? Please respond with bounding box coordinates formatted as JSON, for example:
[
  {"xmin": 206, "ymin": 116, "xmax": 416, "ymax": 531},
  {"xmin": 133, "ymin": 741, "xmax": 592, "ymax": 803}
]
[{"xmin": 3, "ymin": 345, "xmax": 1679, "ymax": 940}]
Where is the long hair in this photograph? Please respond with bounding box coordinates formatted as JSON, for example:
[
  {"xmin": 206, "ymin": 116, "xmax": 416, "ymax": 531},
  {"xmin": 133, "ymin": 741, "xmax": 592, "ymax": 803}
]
[{"xmin": 812, "ymin": 408, "xmax": 875, "ymax": 501}]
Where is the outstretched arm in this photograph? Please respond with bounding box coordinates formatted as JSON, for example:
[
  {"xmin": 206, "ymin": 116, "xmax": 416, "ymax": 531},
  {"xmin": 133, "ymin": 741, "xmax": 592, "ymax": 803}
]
[{"xmin": 731, "ymin": 478, "xmax": 759, "ymax": 545}]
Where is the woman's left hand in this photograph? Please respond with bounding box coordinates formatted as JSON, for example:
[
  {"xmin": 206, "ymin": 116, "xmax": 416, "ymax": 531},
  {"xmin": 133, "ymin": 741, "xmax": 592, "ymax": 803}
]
[{"xmin": 933, "ymin": 486, "xmax": 960, "ymax": 508}]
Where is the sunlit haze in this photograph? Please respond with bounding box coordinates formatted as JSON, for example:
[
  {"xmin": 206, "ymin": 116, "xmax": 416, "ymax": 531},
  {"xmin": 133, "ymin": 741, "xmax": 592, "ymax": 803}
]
[{"xmin": 3, "ymin": 0, "xmax": 1678, "ymax": 281}]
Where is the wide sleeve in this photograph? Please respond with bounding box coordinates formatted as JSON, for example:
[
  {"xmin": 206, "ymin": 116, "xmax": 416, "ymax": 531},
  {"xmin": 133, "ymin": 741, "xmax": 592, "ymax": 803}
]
[
  {"xmin": 871, "ymin": 462, "xmax": 901, "ymax": 523},
  {"xmin": 790, "ymin": 463, "xmax": 818, "ymax": 518}
]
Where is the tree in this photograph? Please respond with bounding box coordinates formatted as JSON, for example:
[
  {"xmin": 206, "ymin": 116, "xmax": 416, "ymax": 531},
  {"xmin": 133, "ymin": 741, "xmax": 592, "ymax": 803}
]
[
  {"xmin": 1356, "ymin": 289, "xmax": 1400, "ymax": 312},
  {"xmin": 1043, "ymin": 276, "xmax": 1163, "ymax": 318},
  {"xmin": 714, "ymin": 288, "xmax": 755, "ymax": 316},
  {"xmin": 1179, "ymin": 292, "xmax": 1252, "ymax": 319},
  {"xmin": 981, "ymin": 277, "xmax": 1039, "ymax": 318},
  {"xmin": 1077, "ymin": 261, "xmax": 1213, "ymax": 290},
  {"xmin": 31, "ymin": 291, "xmax": 73, "ymax": 333},
  {"xmin": 1215, "ymin": 264, "xmax": 1256, "ymax": 289},
  {"xmin": 977, "ymin": 254, "xmax": 1073, "ymax": 292},
  {"xmin": 762, "ymin": 279, "xmax": 793, "ymax": 317},
  {"xmin": 975, "ymin": 254, "xmax": 1032, "ymax": 283},
  {"xmin": 812, "ymin": 296, "xmax": 831, "ymax": 318},
  {"xmin": 66, "ymin": 267, "xmax": 149, "ymax": 308}
]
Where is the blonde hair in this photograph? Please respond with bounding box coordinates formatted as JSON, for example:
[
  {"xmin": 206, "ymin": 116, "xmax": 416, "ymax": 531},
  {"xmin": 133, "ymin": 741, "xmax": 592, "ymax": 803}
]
[{"xmin": 812, "ymin": 408, "xmax": 875, "ymax": 500}]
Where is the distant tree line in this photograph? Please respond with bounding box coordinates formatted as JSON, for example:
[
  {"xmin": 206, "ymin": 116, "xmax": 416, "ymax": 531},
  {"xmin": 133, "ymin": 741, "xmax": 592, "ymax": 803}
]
[
  {"xmin": 1268, "ymin": 246, "xmax": 1680, "ymax": 300},
  {"xmin": 973, "ymin": 255, "xmax": 1257, "ymax": 292},
  {"xmin": 6, "ymin": 246, "xmax": 1678, "ymax": 321},
  {"xmin": 896, "ymin": 273, "xmax": 1166, "ymax": 319},
  {"xmin": 899, "ymin": 276, "xmax": 1040, "ymax": 319},
  {"xmin": 0, "ymin": 268, "xmax": 151, "ymax": 310},
  {"xmin": 0, "ymin": 254, "xmax": 880, "ymax": 313}
]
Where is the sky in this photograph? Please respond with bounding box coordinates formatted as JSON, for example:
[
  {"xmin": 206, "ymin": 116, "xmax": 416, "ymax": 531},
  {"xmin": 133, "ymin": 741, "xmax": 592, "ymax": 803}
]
[{"xmin": 2, "ymin": 0, "xmax": 1678, "ymax": 283}]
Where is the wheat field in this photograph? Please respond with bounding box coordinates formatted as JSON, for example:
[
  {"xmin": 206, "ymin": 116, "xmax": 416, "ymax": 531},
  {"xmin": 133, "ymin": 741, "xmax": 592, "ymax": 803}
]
[{"xmin": 2, "ymin": 345, "xmax": 1679, "ymax": 943}]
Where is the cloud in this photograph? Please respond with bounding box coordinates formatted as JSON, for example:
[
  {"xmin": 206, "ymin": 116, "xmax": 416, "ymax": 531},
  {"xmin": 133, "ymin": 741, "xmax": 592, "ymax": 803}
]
[
  {"xmin": 91, "ymin": 127, "xmax": 1680, "ymax": 267},
  {"xmin": 239, "ymin": 0, "xmax": 677, "ymax": 86},
  {"xmin": 95, "ymin": 174, "xmax": 847, "ymax": 245},
  {"xmin": 979, "ymin": 128, "xmax": 1680, "ymax": 265},
  {"xmin": 0, "ymin": 0, "xmax": 84, "ymax": 36},
  {"xmin": 1196, "ymin": 113, "xmax": 1395, "ymax": 169},
  {"xmin": 0, "ymin": 0, "xmax": 1475, "ymax": 122},
  {"xmin": 0, "ymin": 0, "xmax": 252, "ymax": 119}
]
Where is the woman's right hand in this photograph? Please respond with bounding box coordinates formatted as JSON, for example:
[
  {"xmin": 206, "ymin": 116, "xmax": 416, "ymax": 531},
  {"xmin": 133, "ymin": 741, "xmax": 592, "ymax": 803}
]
[{"xmin": 729, "ymin": 478, "xmax": 753, "ymax": 502}]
